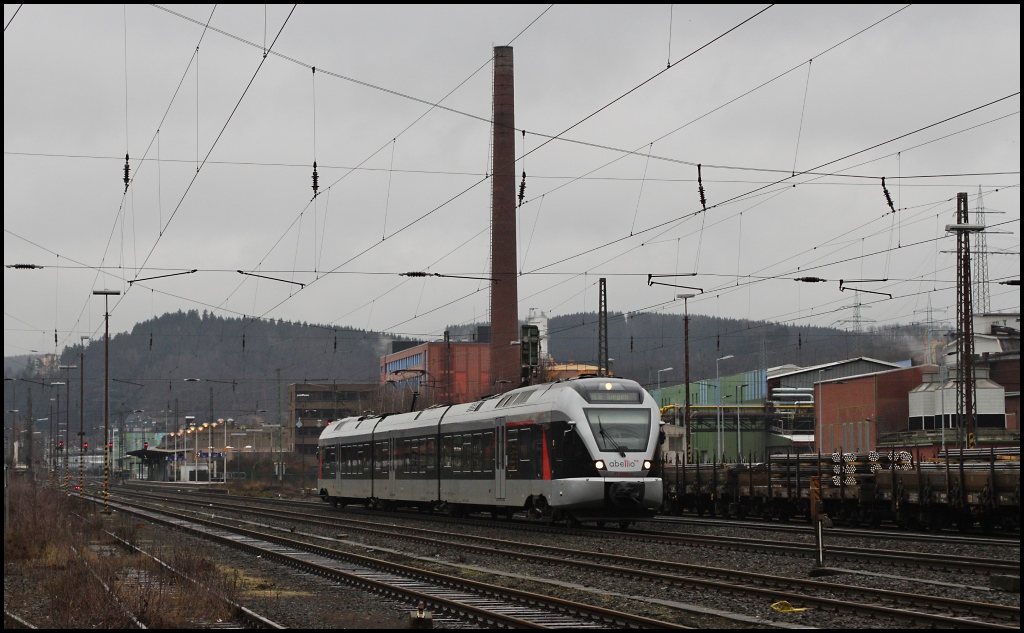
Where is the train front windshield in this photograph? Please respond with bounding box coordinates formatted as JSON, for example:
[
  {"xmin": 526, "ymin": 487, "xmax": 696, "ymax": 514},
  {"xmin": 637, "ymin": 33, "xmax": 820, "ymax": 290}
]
[{"xmin": 584, "ymin": 409, "xmax": 652, "ymax": 452}]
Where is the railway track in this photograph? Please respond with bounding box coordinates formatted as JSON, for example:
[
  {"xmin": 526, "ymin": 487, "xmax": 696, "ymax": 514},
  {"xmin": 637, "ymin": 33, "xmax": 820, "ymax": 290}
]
[
  {"xmin": 89, "ymin": 491, "xmax": 690, "ymax": 629},
  {"xmin": 114, "ymin": 487, "xmax": 1020, "ymax": 629},
  {"xmin": 650, "ymin": 514, "xmax": 1021, "ymax": 548},
  {"xmin": 122, "ymin": 484, "xmax": 1018, "ymax": 576}
]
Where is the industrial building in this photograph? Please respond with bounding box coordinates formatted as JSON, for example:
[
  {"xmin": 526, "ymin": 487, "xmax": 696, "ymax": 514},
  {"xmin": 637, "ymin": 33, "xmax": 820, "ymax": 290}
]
[
  {"xmin": 816, "ymin": 364, "xmax": 936, "ymax": 455},
  {"xmin": 655, "ymin": 358, "xmax": 905, "ymax": 462},
  {"xmin": 289, "ymin": 382, "xmax": 379, "ymax": 456}
]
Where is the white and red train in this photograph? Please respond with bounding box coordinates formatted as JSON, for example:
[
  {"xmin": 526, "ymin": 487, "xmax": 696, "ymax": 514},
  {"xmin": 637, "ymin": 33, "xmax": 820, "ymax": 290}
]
[{"xmin": 317, "ymin": 376, "xmax": 664, "ymax": 526}]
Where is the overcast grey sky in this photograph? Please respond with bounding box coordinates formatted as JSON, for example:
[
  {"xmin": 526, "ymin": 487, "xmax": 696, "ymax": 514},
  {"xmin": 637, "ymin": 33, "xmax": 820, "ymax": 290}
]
[{"xmin": 4, "ymin": 4, "xmax": 1020, "ymax": 358}]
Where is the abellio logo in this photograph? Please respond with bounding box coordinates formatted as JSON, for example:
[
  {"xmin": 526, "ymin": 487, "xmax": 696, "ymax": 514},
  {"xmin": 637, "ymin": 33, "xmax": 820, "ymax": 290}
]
[{"xmin": 606, "ymin": 459, "xmax": 638, "ymax": 469}]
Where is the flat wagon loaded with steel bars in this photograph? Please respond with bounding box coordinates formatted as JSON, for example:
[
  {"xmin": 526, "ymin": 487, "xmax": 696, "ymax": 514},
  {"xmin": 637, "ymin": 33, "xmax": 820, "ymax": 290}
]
[{"xmin": 659, "ymin": 447, "xmax": 1019, "ymax": 533}]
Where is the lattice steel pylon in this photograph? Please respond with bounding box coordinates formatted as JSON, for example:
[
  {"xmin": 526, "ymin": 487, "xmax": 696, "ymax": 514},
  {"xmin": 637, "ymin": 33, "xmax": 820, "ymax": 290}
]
[
  {"xmin": 972, "ymin": 186, "xmax": 991, "ymax": 314},
  {"xmin": 953, "ymin": 193, "xmax": 977, "ymax": 449}
]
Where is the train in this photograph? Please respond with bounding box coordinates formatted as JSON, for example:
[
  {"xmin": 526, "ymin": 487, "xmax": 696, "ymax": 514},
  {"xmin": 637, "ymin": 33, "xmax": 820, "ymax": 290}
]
[
  {"xmin": 317, "ymin": 376, "xmax": 664, "ymax": 527},
  {"xmin": 660, "ymin": 447, "xmax": 1020, "ymax": 533}
]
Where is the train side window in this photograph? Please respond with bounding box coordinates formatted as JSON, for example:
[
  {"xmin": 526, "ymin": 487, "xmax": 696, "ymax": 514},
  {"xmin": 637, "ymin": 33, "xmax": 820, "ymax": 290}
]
[
  {"xmin": 357, "ymin": 444, "xmax": 365, "ymax": 474},
  {"xmin": 426, "ymin": 437, "xmax": 436, "ymax": 473},
  {"xmin": 519, "ymin": 429, "xmax": 532, "ymax": 464},
  {"xmin": 507, "ymin": 430, "xmax": 518, "ymax": 472},
  {"xmin": 403, "ymin": 439, "xmax": 411, "ymax": 473},
  {"xmin": 452, "ymin": 435, "xmax": 463, "ymax": 472},
  {"xmin": 471, "ymin": 434, "xmax": 482, "ymax": 473},
  {"xmin": 483, "ymin": 431, "xmax": 494, "ymax": 473},
  {"xmin": 441, "ymin": 435, "xmax": 452, "ymax": 469},
  {"xmin": 466, "ymin": 436, "xmax": 477, "ymax": 471}
]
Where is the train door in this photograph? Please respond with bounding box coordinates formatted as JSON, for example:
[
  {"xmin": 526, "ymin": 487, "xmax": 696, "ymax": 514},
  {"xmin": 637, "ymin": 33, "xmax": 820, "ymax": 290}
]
[{"xmin": 495, "ymin": 418, "xmax": 506, "ymax": 500}]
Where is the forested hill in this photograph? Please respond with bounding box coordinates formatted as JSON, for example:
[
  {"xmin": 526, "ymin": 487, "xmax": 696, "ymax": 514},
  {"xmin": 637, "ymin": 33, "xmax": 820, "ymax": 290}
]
[
  {"xmin": 4, "ymin": 309, "xmax": 923, "ymax": 422},
  {"xmin": 5, "ymin": 310, "xmax": 391, "ymax": 426}
]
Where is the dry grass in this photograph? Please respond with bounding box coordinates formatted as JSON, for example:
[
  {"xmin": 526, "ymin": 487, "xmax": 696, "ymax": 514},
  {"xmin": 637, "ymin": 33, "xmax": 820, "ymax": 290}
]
[{"xmin": 4, "ymin": 480, "xmax": 240, "ymax": 628}]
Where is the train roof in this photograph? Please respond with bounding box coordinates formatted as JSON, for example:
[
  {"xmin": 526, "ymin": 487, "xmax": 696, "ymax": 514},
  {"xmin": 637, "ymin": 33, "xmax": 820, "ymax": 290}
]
[{"xmin": 319, "ymin": 376, "xmax": 649, "ymax": 442}]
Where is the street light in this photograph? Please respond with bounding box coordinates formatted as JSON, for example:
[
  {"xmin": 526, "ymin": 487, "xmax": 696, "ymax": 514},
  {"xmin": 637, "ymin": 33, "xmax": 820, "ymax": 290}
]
[
  {"xmin": 51, "ymin": 382, "xmax": 66, "ymax": 490},
  {"xmin": 58, "ymin": 365, "xmax": 77, "ymax": 493},
  {"xmin": 657, "ymin": 368, "xmax": 673, "ymax": 408},
  {"xmin": 716, "ymin": 355, "xmax": 734, "ymax": 462},
  {"xmin": 78, "ymin": 336, "xmax": 88, "ymax": 497},
  {"xmin": 677, "ymin": 294, "xmax": 695, "ymax": 464},
  {"xmin": 184, "ymin": 415, "xmax": 195, "ymax": 482},
  {"xmin": 93, "ymin": 288, "xmax": 120, "ymax": 513}
]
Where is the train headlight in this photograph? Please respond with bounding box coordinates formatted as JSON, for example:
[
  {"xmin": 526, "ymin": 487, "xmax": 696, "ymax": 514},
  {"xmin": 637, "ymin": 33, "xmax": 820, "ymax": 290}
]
[
  {"xmin": 643, "ymin": 460, "xmax": 652, "ymax": 471},
  {"xmin": 594, "ymin": 460, "xmax": 606, "ymax": 470}
]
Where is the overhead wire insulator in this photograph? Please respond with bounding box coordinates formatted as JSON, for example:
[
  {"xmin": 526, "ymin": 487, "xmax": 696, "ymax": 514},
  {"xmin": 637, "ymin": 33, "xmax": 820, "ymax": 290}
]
[
  {"xmin": 881, "ymin": 177, "xmax": 895, "ymax": 214},
  {"xmin": 697, "ymin": 163, "xmax": 707, "ymax": 211},
  {"xmin": 123, "ymin": 154, "xmax": 130, "ymax": 192},
  {"xmin": 6, "ymin": 264, "xmax": 43, "ymax": 269},
  {"xmin": 794, "ymin": 277, "xmax": 827, "ymax": 283},
  {"xmin": 518, "ymin": 171, "xmax": 526, "ymax": 208},
  {"xmin": 242, "ymin": 333, "xmax": 246, "ymax": 349},
  {"xmin": 312, "ymin": 161, "xmax": 319, "ymax": 196}
]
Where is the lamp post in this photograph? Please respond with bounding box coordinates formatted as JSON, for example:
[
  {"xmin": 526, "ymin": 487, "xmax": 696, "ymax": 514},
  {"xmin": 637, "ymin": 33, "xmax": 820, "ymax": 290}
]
[
  {"xmin": 677, "ymin": 294, "xmax": 695, "ymax": 464},
  {"xmin": 716, "ymin": 355, "xmax": 733, "ymax": 462},
  {"xmin": 47, "ymin": 398, "xmax": 55, "ymax": 484},
  {"xmin": 184, "ymin": 415, "xmax": 195, "ymax": 482},
  {"xmin": 736, "ymin": 384, "xmax": 748, "ymax": 460},
  {"xmin": 248, "ymin": 428, "xmax": 263, "ymax": 480},
  {"xmin": 78, "ymin": 337, "xmax": 88, "ymax": 497},
  {"xmin": 58, "ymin": 365, "xmax": 77, "ymax": 492},
  {"xmin": 208, "ymin": 421, "xmax": 217, "ymax": 481},
  {"xmin": 93, "ymin": 288, "xmax": 120, "ymax": 513},
  {"xmin": 657, "ymin": 367, "xmax": 673, "ymax": 408},
  {"xmin": 50, "ymin": 382, "xmax": 65, "ymax": 490}
]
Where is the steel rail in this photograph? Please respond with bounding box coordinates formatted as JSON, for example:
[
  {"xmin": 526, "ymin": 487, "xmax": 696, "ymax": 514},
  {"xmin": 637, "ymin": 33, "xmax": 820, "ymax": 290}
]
[
  {"xmin": 115, "ymin": 488, "xmax": 1019, "ymax": 629},
  {"xmin": 91, "ymin": 492, "xmax": 689, "ymax": 629}
]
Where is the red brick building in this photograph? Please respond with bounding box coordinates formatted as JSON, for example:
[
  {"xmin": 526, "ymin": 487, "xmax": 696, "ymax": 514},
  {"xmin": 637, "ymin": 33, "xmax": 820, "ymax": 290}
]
[
  {"xmin": 816, "ymin": 365, "xmax": 934, "ymax": 454},
  {"xmin": 381, "ymin": 341, "xmax": 491, "ymax": 407}
]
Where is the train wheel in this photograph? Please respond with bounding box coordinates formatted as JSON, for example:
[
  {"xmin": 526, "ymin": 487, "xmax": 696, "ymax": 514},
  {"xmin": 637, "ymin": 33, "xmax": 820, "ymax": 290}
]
[
  {"xmin": 618, "ymin": 520, "xmax": 632, "ymax": 530},
  {"xmin": 595, "ymin": 521, "xmax": 607, "ymax": 529}
]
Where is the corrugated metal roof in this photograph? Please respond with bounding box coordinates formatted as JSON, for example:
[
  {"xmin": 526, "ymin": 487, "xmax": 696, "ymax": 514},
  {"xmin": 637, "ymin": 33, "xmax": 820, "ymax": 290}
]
[{"xmin": 771, "ymin": 357, "xmax": 901, "ymax": 379}]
